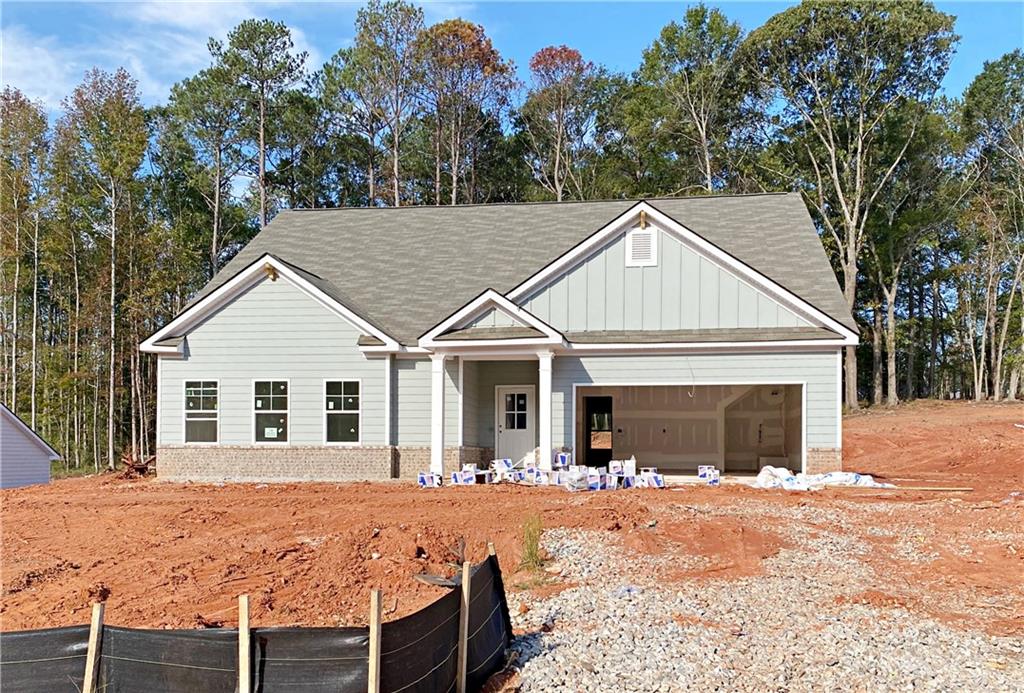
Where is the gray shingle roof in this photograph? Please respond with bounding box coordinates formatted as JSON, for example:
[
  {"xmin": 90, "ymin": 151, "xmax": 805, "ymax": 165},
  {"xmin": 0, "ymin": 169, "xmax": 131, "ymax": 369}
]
[
  {"xmin": 191, "ymin": 193, "xmax": 854, "ymax": 345},
  {"xmin": 565, "ymin": 326, "xmax": 840, "ymax": 344}
]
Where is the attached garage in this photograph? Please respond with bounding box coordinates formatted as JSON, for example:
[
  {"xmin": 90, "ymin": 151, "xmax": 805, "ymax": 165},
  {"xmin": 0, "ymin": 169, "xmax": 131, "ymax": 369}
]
[{"xmin": 574, "ymin": 383, "xmax": 803, "ymax": 474}]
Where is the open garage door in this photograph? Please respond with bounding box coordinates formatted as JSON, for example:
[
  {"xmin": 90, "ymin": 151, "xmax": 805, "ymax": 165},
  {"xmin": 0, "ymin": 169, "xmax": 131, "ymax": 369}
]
[{"xmin": 575, "ymin": 384, "xmax": 803, "ymax": 474}]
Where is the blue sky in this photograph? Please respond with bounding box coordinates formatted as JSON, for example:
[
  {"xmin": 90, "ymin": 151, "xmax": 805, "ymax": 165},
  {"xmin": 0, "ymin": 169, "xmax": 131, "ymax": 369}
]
[{"xmin": 3, "ymin": 1, "xmax": 1022, "ymax": 113}]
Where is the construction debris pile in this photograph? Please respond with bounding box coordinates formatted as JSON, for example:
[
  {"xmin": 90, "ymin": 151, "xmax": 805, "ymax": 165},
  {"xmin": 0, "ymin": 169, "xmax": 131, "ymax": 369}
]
[
  {"xmin": 750, "ymin": 466, "xmax": 895, "ymax": 492},
  {"xmin": 417, "ymin": 455, "xmax": 667, "ymax": 492}
]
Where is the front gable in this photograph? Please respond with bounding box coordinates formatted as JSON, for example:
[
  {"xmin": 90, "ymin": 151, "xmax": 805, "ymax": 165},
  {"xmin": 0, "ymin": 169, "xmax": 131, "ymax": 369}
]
[
  {"xmin": 419, "ymin": 289, "xmax": 563, "ymax": 348},
  {"xmin": 511, "ymin": 203, "xmax": 856, "ymax": 342},
  {"xmin": 140, "ymin": 254, "xmax": 399, "ymax": 354}
]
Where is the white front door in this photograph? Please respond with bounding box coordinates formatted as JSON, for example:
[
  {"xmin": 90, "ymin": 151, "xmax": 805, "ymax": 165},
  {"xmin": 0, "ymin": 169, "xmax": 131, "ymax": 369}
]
[{"xmin": 496, "ymin": 385, "xmax": 535, "ymax": 464}]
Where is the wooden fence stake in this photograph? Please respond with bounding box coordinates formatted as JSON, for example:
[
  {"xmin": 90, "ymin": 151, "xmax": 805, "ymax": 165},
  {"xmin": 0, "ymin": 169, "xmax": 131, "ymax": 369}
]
[
  {"xmin": 368, "ymin": 589, "xmax": 382, "ymax": 693},
  {"xmin": 238, "ymin": 595, "xmax": 251, "ymax": 693},
  {"xmin": 82, "ymin": 602, "xmax": 104, "ymax": 693},
  {"xmin": 456, "ymin": 561, "xmax": 472, "ymax": 693}
]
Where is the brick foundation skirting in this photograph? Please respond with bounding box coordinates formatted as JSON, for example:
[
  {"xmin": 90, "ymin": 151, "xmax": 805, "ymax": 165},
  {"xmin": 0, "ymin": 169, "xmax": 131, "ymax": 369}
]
[
  {"xmin": 157, "ymin": 445, "xmax": 498, "ymax": 483},
  {"xmin": 805, "ymin": 447, "xmax": 843, "ymax": 475}
]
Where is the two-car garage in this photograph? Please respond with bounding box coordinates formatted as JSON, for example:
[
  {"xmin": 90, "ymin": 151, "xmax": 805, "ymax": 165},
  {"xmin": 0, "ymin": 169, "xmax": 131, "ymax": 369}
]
[{"xmin": 573, "ymin": 383, "xmax": 804, "ymax": 474}]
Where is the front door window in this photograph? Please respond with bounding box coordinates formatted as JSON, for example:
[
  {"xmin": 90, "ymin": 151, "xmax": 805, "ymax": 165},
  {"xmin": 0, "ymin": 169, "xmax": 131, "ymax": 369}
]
[{"xmin": 497, "ymin": 386, "xmax": 535, "ymax": 464}]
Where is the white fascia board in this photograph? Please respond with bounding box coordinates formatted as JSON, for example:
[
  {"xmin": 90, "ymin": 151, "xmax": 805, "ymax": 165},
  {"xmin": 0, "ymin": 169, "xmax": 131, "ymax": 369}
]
[
  {"xmin": 418, "ymin": 288, "xmax": 564, "ymax": 348},
  {"xmin": 427, "ymin": 336, "xmax": 565, "ymax": 349},
  {"xmin": 140, "ymin": 254, "xmax": 400, "ymax": 354},
  {"xmin": 507, "ymin": 201, "xmax": 859, "ymax": 343},
  {"xmin": 1, "ymin": 405, "xmax": 61, "ymax": 460}
]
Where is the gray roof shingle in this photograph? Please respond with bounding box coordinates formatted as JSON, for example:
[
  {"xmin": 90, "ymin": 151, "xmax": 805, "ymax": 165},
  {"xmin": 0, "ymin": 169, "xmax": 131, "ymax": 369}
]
[{"xmin": 190, "ymin": 193, "xmax": 854, "ymax": 345}]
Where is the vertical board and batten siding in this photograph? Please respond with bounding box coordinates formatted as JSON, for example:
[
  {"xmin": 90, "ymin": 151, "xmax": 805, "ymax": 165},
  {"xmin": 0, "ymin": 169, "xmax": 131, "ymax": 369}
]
[
  {"xmin": 550, "ymin": 352, "xmax": 839, "ymax": 450},
  {"xmin": 465, "ymin": 308, "xmax": 517, "ymax": 329},
  {"xmin": 523, "ymin": 226, "xmax": 810, "ymax": 333},
  {"xmin": 0, "ymin": 418, "xmax": 52, "ymax": 488},
  {"xmin": 159, "ymin": 277, "xmax": 386, "ymax": 446}
]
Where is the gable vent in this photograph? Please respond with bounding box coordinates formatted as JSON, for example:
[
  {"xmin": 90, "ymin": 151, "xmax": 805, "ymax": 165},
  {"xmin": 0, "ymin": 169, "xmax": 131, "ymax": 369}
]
[{"xmin": 626, "ymin": 226, "xmax": 657, "ymax": 267}]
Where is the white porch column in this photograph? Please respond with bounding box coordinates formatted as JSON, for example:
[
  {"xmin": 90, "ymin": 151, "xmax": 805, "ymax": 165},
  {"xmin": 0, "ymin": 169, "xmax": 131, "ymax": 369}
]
[
  {"xmin": 430, "ymin": 353, "xmax": 446, "ymax": 474},
  {"xmin": 538, "ymin": 351, "xmax": 553, "ymax": 471}
]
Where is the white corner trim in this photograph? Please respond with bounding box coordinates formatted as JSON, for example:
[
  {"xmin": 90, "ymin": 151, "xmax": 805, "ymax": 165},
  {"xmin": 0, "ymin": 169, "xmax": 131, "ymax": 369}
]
[
  {"xmin": 507, "ymin": 201, "xmax": 859, "ymax": 343},
  {"xmin": 0, "ymin": 403, "xmax": 61, "ymax": 460},
  {"xmin": 419, "ymin": 288, "xmax": 564, "ymax": 348},
  {"xmin": 140, "ymin": 254, "xmax": 400, "ymax": 354}
]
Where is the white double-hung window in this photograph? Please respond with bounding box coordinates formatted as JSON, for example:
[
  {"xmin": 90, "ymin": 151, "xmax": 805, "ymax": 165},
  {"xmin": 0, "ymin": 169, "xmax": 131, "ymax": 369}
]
[
  {"xmin": 184, "ymin": 381, "xmax": 218, "ymax": 443},
  {"xmin": 254, "ymin": 380, "xmax": 289, "ymax": 443},
  {"xmin": 325, "ymin": 380, "xmax": 360, "ymax": 444}
]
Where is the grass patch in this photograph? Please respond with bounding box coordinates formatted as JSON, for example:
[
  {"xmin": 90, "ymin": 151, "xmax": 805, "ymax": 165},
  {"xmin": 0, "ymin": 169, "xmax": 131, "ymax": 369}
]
[{"xmin": 520, "ymin": 513, "xmax": 544, "ymax": 571}]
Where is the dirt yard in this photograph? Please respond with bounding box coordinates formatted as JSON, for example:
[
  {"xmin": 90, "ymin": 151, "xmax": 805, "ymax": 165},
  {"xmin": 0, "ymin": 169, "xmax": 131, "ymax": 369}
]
[{"xmin": 1, "ymin": 400, "xmax": 1022, "ymax": 641}]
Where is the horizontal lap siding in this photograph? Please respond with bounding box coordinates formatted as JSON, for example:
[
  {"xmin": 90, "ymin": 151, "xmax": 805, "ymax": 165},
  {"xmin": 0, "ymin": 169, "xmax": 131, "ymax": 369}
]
[
  {"xmin": 393, "ymin": 358, "xmax": 431, "ymax": 445},
  {"xmin": 160, "ymin": 277, "xmax": 385, "ymax": 446},
  {"xmin": 550, "ymin": 351, "xmax": 839, "ymax": 450},
  {"xmin": 0, "ymin": 424, "xmax": 51, "ymax": 488}
]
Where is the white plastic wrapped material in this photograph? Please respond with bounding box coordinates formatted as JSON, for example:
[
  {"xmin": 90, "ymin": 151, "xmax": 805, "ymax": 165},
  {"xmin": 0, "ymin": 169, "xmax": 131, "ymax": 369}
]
[
  {"xmin": 564, "ymin": 468, "xmax": 589, "ymax": 492},
  {"xmin": 751, "ymin": 466, "xmax": 894, "ymax": 492}
]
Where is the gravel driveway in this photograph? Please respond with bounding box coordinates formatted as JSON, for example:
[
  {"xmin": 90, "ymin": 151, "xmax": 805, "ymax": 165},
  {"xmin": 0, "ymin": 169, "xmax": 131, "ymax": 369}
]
[{"xmin": 504, "ymin": 498, "xmax": 1024, "ymax": 692}]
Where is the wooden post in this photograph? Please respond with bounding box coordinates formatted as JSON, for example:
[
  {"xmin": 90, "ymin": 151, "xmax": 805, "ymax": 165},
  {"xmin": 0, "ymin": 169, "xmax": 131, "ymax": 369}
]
[
  {"xmin": 238, "ymin": 595, "xmax": 251, "ymax": 693},
  {"xmin": 82, "ymin": 602, "xmax": 104, "ymax": 693},
  {"xmin": 456, "ymin": 561, "xmax": 471, "ymax": 693},
  {"xmin": 487, "ymin": 542, "xmax": 496, "ymax": 557},
  {"xmin": 367, "ymin": 589, "xmax": 382, "ymax": 693}
]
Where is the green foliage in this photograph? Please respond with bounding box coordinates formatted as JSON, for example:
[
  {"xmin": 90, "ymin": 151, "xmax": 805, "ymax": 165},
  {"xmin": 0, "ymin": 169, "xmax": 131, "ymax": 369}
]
[{"xmin": 520, "ymin": 514, "xmax": 544, "ymax": 571}]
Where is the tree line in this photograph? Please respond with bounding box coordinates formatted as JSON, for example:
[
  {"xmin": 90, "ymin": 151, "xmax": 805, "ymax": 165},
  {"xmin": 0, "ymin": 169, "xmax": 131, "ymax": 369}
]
[{"xmin": 1, "ymin": 0, "xmax": 1022, "ymax": 473}]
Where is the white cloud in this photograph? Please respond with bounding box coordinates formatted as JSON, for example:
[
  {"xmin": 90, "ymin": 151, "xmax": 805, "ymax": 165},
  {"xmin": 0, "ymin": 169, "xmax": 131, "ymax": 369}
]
[
  {"xmin": 418, "ymin": 1, "xmax": 477, "ymax": 23},
  {"xmin": 0, "ymin": 25, "xmax": 81, "ymax": 109}
]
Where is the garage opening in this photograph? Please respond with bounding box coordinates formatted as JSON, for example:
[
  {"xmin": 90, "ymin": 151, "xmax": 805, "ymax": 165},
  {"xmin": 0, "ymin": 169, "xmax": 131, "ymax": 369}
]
[{"xmin": 575, "ymin": 384, "xmax": 803, "ymax": 474}]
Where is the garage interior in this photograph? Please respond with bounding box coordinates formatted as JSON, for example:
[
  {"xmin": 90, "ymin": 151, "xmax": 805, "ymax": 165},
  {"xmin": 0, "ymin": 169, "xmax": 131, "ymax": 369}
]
[{"xmin": 575, "ymin": 384, "xmax": 803, "ymax": 474}]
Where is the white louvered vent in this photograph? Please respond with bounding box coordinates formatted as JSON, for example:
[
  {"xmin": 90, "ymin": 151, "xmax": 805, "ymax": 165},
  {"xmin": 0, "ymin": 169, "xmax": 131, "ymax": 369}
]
[{"xmin": 626, "ymin": 226, "xmax": 657, "ymax": 267}]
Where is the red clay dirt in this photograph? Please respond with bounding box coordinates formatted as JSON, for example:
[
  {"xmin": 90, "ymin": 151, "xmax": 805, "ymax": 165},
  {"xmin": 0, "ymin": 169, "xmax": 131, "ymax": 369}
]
[{"xmin": 2, "ymin": 401, "xmax": 1022, "ymax": 635}]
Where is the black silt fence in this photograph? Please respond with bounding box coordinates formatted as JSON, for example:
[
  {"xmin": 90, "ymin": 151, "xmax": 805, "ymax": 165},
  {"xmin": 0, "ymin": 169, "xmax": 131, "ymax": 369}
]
[
  {"xmin": 0, "ymin": 625, "xmax": 90, "ymax": 692},
  {"xmin": 0, "ymin": 554, "xmax": 511, "ymax": 693}
]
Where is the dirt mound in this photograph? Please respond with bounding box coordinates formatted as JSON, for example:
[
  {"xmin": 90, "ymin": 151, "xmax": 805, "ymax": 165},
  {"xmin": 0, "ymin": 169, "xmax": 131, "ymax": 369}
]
[{"xmin": 1, "ymin": 401, "xmax": 1021, "ymax": 635}]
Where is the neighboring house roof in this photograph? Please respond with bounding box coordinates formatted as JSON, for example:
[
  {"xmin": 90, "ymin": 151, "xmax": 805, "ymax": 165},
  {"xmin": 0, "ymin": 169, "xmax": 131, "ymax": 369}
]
[
  {"xmin": 184, "ymin": 193, "xmax": 854, "ymax": 346},
  {"xmin": 1, "ymin": 403, "xmax": 61, "ymax": 460}
]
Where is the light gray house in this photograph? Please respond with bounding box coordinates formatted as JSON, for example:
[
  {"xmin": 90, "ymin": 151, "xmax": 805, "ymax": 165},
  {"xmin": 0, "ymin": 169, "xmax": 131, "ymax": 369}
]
[
  {"xmin": 1, "ymin": 403, "xmax": 59, "ymax": 488},
  {"xmin": 140, "ymin": 194, "xmax": 857, "ymax": 482}
]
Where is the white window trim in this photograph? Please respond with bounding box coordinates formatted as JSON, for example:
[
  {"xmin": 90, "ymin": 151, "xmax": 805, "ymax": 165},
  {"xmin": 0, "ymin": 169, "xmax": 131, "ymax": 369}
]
[
  {"xmin": 252, "ymin": 378, "xmax": 291, "ymax": 445},
  {"xmin": 323, "ymin": 378, "xmax": 362, "ymax": 446},
  {"xmin": 183, "ymin": 379, "xmax": 219, "ymax": 446},
  {"xmin": 625, "ymin": 225, "xmax": 657, "ymax": 267}
]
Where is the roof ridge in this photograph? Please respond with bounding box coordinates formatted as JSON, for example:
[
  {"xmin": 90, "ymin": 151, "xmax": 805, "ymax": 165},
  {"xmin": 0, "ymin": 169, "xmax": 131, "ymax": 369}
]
[{"xmin": 278, "ymin": 191, "xmax": 795, "ymax": 213}]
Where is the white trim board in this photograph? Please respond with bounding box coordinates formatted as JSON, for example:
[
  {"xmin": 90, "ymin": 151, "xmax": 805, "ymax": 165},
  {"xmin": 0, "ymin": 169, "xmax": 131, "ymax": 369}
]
[
  {"xmin": 507, "ymin": 201, "xmax": 858, "ymax": 344},
  {"xmin": 569, "ymin": 381, "xmax": 808, "ymax": 475},
  {"xmin": 140, "ymin": 254, "xmax": 400, "ymax": 354},
  {"xmin": 419, "ymin": 289, "xmax": 564, "ymax": 349}
]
